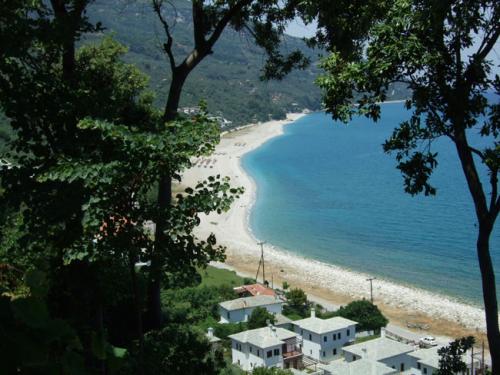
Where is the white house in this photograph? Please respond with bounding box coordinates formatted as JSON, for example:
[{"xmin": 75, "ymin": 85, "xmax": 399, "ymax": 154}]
[
  {"xmin": 219, "ymin": 295, "xmax": 283, "ymax": 323},
  {"xmin": 342, "ymin": 336, "xmax": 415, "ymax": 372},
  {"xmin": 206, "ymin": 327, "xmax": 221, "ymax": 351},
  {"xmin": 407, "ymin": 346, "xmax": 482, "ymax": 375},
  {"xmin": 293, "ymin": 309, "xmax": 357, "ymax": 362},
  {"xmin": 319, "ymin": 358, "xmax": 398, "ymax": 375},
  {"xmin": 229, "ymin": 325, "xmax": 303, "ymax": 371}
]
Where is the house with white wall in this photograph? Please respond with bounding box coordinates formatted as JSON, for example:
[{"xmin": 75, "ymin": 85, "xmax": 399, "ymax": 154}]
[
  {"xmin": 342, "ymin": 335, "xmax": 415, "ymax": 372},
  {"xmin": 229, "ymin": 325, "xmax": 303, "ymax": 371},
  {"xmin": 292, "ymin": 309, "xmax": 357, "ymax": 363},
  {"xmin": 319, "ymin": 358, "xmax": 398, "ymax": 375},
  {"xmin": 219, "ymin": 295, "xmax": 284, "ymax": 323},
  {"xmin": 407, "ymin": 346, "xmax": 482, "ymax": 375}
]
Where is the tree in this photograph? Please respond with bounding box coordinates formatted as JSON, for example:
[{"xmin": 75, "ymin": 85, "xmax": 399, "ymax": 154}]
[
  {"xmin": 0, "ymin": 1, "xmax": 242, "ymax": 373},
  {"xmin": 315, "ymin": 0, "xmax": 500, "ymax": 368},
  {"xmin": 247, "ymin": 306, "xmax": 276, "ymax": 330},
  {"xmin": 336, "ymin": 300, "xmax": 388, "ymax": 333},
  {"xmin": 146, "ymin": 0, "xmax": 310, "ymax": 330},
  {"xmin": 436, "ymin": 336, "xmax": 475, "ymax": 375},
  {"xmin": 284, "ymin": 287, "xmax": 308, "ymax": 317}
]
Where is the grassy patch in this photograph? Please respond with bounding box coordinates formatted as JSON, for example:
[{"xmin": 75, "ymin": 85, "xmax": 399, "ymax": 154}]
[{"xmin": 198, "ymin": 266, "xmax": 245, "ymax": 288}]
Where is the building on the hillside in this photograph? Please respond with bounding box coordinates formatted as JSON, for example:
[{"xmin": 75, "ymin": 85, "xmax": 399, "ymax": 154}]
[
  {"xmin": 293, "ymin": 309, "xmax": 357, "ymax": 363},
  {"xmin": 407, "ymin": 346, "xmax": 482, "ymax": 375},
  {"xmin": 342, "ymin": 334, "xmax": 415, "ymax": 372},
  {"xmin": 319, "ymin": 358, "xmax": 398, "ymax": 375},
  {"xmin": 234, "ymin": 283, "xmax": 276, "ymax": 297},
  {"xmin": 229, "ymin": 324, "xmax": 303, "ymax": 371},
  {"xmin": 219, "ymin": 295, "xmax": 284, "ymax": 323},
  {"xmin": 206, "ymin": 327, "xmax": 221, "ymax": 351}
]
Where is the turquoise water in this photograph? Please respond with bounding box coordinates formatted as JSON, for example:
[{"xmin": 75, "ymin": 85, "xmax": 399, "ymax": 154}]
[{"xmin": 242, "ymin": 103, "xmax": 500, "ymax": 305}]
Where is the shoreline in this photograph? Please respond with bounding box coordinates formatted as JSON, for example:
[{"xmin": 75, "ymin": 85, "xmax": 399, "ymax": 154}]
[{"xmin": 180, "ymin": 111, "xmax": 493, "ymax": 347}]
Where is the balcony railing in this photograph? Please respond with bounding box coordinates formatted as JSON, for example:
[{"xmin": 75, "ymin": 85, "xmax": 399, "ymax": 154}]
[{"xmin": 283, "ymin": 350, "xmax": 302, "ymax": 360}]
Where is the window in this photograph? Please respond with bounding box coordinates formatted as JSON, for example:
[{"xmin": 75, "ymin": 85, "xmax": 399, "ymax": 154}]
[
  {"xmin": 309, "ymin": 333, "xmax": 312, "ymax": 340},
  {"xmin": 250, "ymin": 346, "xmax": 252, "ymax": 353},
  {"xmin": 338, "ymin": 332, "xmax": 341, "ymax": 339},
  {"xmin": 227, "ymin": 311, "xmax": 230, "ymax": 319},
  {"xmin": 347, "ymin": 329, "xmax": 350, "ymax": 336},
  {"xmin": 274, "ymin": 349, "xmax": 279, "ymax": 356},
  {"xmin": 301, "ymin": 329, "xmax": 303, "ymax": 335},
  {"xmin": 333, "ymin": 349, "xmax": 337, "ymax": 355},
  {"xmin": 417, "ymin": 363, "xmax": 421, "ymax": 370},
  {"xmin": 352, "ymin": 355, "xmax": 356, "ymax": 361},
  {"xmin": 333, "ymin": 333, "xmax": 336, "ymax": 340},
  {"xmin": 257, "ymin": 350, "xmax": 260, "ymax": 357},
  {"xmin": 323, "ymin": 351, "xmax": 326, "ymax": 357},
  {"xmin": 267, "ymin": 350, "xmax": 272, "ymax": 358},
  {"xmin": 324, "ymin": 336, "xmax": 327, "ymax": 342},
  {"xmin": 423, "ymin": 368, "xmax": 427, "ymax": 374},
  {"xmin": 400, "ymin": 364, "xmax": 405, "ymax": 371}
]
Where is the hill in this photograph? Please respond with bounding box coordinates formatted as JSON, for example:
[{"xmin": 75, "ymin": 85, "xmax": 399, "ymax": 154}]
[
  {"xmin": 0, "ymin": 1, "xmax": 410, "ymax": 152},
  {"xmin": 86, "ymin": 0, "xmax": 323, "ymax": 126}
]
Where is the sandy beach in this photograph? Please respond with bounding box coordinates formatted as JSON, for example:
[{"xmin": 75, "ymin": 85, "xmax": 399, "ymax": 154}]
[{"xmin": 180, "ymin": 112, "xmax": 494, "ymax": 347}]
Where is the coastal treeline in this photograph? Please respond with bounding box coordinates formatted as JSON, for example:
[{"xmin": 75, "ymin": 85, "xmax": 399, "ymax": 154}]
[{"xmin": 1, "ymin": 0, "xmax": 499, "ymax": 374}]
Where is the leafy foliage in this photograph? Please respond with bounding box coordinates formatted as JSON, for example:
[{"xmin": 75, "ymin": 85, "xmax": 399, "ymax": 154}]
[
  {"xmin": 314, "ymin": 0, "xmax": 500, "ymax": 365},
  {"xmin": 124, "ymin": 324, "xmax": 224, "ymax": 375},
  {"xmin": 436, "ymin": 336, "xmax": 475, "ymax": 375},
  {"xmin": 283, "ymin": 287, "xmax": 309, "ymax": 318},
  {"xmin": 0, "ymin": 2, "xmax": 244, "ymax": 372},
  {"xmin": 252, "ymin": 367, "xmax": 293, "ymax": 375},
  {"xmin": 335, "ymin": 300, "xmax": 388, "ymax": 333},
  {"xmin": 247, "ymin": 306, "xmax": 276, "ymax": 330}
]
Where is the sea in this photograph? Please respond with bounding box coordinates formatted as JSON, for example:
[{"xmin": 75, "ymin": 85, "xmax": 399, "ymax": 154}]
[{"xmin": 242, "ymin": 102, "xmax": 500, "ymax": 306}]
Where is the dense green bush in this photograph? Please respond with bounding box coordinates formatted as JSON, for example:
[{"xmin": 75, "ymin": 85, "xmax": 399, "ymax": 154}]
[
  {"xmin": 336, "ymin": 300, "xmax": 388, "ymax": 333},
  {"xmin": 247, "ymin": 307, "xmax": 276, "ymax": 330}
]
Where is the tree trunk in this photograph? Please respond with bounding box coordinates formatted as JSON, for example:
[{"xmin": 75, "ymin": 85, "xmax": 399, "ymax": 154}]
[
  {"xmin": 145, "ymin": 68, "xmax": 189, "ymax": 330},
  {"xmin": 129, "ymin": 252, "xmax": 145, "ymax": 375},
  {"xmin": 454, "ymin": 128, "xmax": 500, "ymax": 373},
  {"xmin": 477, "ymin": 222, "xmax": 500, "ymax": 374}
]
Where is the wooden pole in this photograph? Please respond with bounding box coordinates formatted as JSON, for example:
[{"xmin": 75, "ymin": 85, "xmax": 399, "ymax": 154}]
[
  {"xmin": 366, "ymin": 277, "xmax": 376, "ymax": 303},
  {"xmin": 258, "ymin": 241, "xmax": 266, "ymax": 284}
]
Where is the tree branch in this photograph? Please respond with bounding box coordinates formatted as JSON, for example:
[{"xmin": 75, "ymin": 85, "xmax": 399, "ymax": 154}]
[
  {"xmin": 206, "ymin": 0, "xmax": 252, "ymax": 50},
  {"xmin": 192, "ymin": 0, "xmax": 206, "ymax": 50},
  {"xmin": 445, "ymin": 133, "xmax": 486, "ymax": 161},
  {"xmin": 490, "ymin": 168, "xmax": 498, "ymax": 215},
  {"xmin": 152, "ymin": 0, "xmax": 177, "ymax": 72}
]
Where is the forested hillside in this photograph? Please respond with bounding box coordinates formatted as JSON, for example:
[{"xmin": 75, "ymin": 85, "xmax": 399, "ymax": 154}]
[
  {"xmin": 86, "ymin": 0, "xmax": 322, "ymax": 126},
  {"xmin": 0, "ymin": 0, "xmax": 410, "ymax": 153}
]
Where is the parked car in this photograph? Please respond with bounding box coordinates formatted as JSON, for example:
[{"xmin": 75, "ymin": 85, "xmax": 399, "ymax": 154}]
[{"xmin": 419, "ymin": 336, "xmax": 438, "ymax": 348}]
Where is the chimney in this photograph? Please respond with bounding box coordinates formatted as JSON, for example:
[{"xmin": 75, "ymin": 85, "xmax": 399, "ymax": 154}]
[
  {"xmin": 380, "ymin": 327, "xmax": 386, "ymax": 338},
  {"xmin": 272, "ymin": 325, "xmax": 277, "ymax": 337},
  {"xmin": 311, "ymin": 308, "xmax": 316, "ymax": 318},
  {"xmin": 207, "ymin": 327, "xmax": 214, "ymax": 338}
]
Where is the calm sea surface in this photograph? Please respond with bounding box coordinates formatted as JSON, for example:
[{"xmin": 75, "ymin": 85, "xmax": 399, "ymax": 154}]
[{"xmin": 242, "ymin": 103, "xmax": 500, "ymax": 305}]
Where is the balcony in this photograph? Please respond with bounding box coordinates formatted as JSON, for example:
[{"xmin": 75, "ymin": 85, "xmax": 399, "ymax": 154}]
[{"xmin": 283, "ymin": 350, "xmax": 302, "ymax": 360}]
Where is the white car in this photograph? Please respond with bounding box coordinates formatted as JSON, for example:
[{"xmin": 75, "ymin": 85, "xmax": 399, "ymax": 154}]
[{"xmin": 419, "ymin": 336, "xmax": 438, "ymax": 348}]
